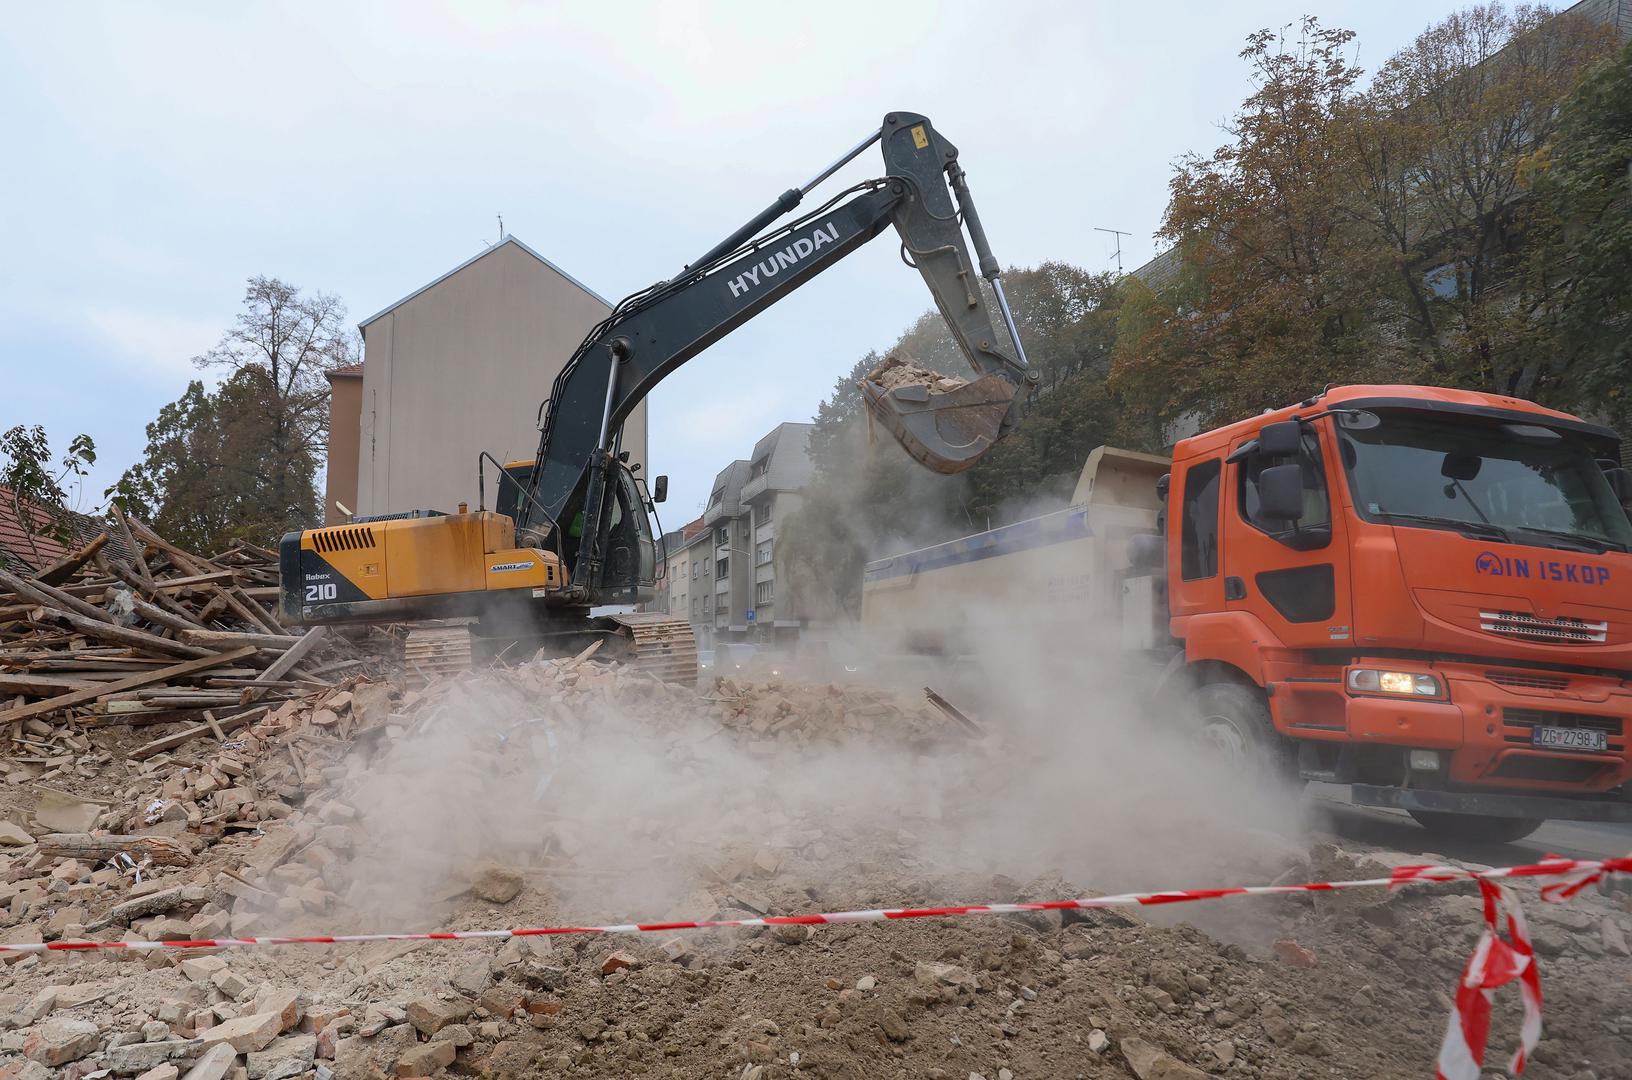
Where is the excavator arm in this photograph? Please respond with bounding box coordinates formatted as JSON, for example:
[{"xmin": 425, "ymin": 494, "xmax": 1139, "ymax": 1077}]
[{"xmin": 523, "ymin": 111, "xmax": 1034, "ymax": 597}]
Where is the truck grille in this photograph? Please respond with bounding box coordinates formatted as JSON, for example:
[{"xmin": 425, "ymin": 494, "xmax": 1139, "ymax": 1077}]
[
  {"xmin": 313, "ymin": 526, "xmax": 376, "ymax": 553},
  {"xmin": 1485, "ymin": 670, "xmax": 1570, "ymax": 691},
  {"xmin": 1478, "ymin": 610, "xmax": 1607, "ymax": 644},
  {"xmin": 1502, "ymin": 707, "xmax": 1623, "ymax": 740}
]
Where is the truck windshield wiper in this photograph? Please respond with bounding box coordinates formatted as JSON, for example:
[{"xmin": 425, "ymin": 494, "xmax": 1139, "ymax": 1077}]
[
  {"xmin": 1508, "ymin": 526, "xmax": 1627, "ymax": 554},
  {"xmin": 1374, "ymin": 511, "xmax": 1511, "ymax": 543}
]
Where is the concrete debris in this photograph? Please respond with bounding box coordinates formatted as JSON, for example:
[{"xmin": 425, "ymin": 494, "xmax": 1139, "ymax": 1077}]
[
  {"xmin": 22, "ymin": 1016, "xmax": 101, "ymax": 1066},
  {"xmin": 470, "ymin": 863, "xmax": 524, "ymax": 904},
  {"xmin": 865, "ymin": 353, "xmax": 969, "ymax": 395}
]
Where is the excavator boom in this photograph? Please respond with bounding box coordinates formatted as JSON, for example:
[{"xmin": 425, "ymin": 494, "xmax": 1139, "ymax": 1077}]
[{"xmin": 524, "ymin": 111, "xmax": 1033, "ymax": 598}]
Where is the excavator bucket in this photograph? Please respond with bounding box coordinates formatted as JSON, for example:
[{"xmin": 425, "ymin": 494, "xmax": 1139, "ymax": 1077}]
[{"xmin": 859, "ymin": 356, "xmax": 1017, "ymax": 475}]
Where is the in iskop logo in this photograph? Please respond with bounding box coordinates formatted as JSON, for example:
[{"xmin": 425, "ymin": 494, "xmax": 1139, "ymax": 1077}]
[{"xmin": 1476, "ymin": 550, "xmax": 1610, "ymax": 586}]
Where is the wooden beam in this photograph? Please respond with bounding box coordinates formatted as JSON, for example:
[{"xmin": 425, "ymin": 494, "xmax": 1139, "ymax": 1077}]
[
  {"xmin": 179, "ymin": 628, "xmax": 300, "ymax": 650},
  {"xmin": 252, "ymin": 626, "xmax": 326, "ymax": 685},
  {"xmin": 0, "ymin": 566, "xmax": 118, "ymax": 626},
  {"xmin": 33, "ymin": 532, "xmax": 109, "ymax": 586},
  {"xmin": 131, "ymin": 704, "xmax": 268, "ymax": 759},
  {"xmin": 124, "ymin": 514, "xmax": 213, "ymax": 576},
  {"xmin": 0, "ymin": 645, "xmax": 257, "ymax": 726},
  {"xmin": 57, "ymin": 610, "xmax": 211, "ymax": 660}
]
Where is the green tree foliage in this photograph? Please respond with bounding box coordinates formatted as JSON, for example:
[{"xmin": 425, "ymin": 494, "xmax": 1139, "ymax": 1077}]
[
  {"xmin": 112, "ymin": 276, "xmax": 353, "ymax": 551},
  {"xmin": 781, "ymin": 263, "xmax": 1141, "ymax": 618},
  {"xmin": 1113, "ymin": 5, "xmax": 1619, "ymax": 429},
  {"xmin": 0, "ymin": 425, "xmax": 96, "ymax": 564},
  {"xmin": 1524, "ymin": 34, "xmax": 1632, "ymax": 433},
  {"xmin": 113, "ymin": 370, "xmax": 320, "ymax": 554}
]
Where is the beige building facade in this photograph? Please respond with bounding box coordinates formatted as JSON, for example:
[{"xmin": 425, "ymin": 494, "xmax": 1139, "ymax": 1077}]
[{"xmin": 337, "ymin": 237, "xmax": 646, "ymax": 520}]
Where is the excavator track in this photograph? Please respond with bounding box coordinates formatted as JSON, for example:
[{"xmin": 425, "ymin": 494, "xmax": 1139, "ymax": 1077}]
[
  {"xmin": 602, "ymin": 612, "xmax": 699, "ymax": 683},
  {"xmin": 402, "ymin": 624, "xmax": 476, "ymax": 684},
  {"xmin": 399, "ymin": 613, "xmax": 698, "ymax": 686}
]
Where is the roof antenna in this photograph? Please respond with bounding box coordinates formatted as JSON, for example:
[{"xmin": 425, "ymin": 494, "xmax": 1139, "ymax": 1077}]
[
  {"xmin": 1094, "ymin": 227, "xmax": 1131, "ymax": 275},
  {"xmin": 497, "ymin": 213, "xmax": 504, "ymax": 242}
]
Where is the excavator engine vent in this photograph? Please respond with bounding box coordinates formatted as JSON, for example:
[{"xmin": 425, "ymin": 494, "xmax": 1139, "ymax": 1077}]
[{"xmin": 313, "ymin": 526, "xmax": 377, "ymax": 554}]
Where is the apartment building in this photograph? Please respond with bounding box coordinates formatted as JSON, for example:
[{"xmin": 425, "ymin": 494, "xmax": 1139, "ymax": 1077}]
[
  {"xmin": 702, "ymin": 460, "xmax": 753, "ymax": 645},
  {"xmin": 741, "ymin": 422, "xmax": 815, "ymax": 644}
]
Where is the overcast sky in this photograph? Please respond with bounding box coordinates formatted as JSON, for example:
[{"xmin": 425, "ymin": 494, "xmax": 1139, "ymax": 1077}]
[{"xmin": 1, "ymin": 0, "xmax": 1467, "ymax": 521}]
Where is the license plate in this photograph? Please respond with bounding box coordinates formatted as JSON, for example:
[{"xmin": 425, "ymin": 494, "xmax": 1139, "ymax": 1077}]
[{"xmin": 1531, "ymin": 726, "xmax": 1608, "ymax": 752}]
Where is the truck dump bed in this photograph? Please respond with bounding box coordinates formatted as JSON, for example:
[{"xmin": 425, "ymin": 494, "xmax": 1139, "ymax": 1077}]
[{"xmin": 861, "ymin": 446, "xmax": 1169, "ymax": 656}]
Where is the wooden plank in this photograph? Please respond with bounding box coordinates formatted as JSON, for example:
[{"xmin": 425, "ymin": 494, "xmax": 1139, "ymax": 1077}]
[
  {"xmin": 34, "ymin": 532, "xmax": 109, "ymax": 586},
  {"xmin": 213, "ymin": 583, "xmax": 282, "ymax": 635},
  {"xmin": 36, "ymin": 833, "xmax": 191, "ymax": 867},
  {"xmin": 110, "ymin": 504, "xmax": 157, "ymax": 589},
  {"xmin": 179, "ymin": 628, "xmax": 300, "ymax": 650},
  {"xmin": 0, "ymin": 565, "xmax": 118, "ymax": 626},
  {"xmin": 111, "ymin": 590, "xmax": 207, "ymax": 634},
  {"xmin": 0, "ymin": 645, "xmax": 257, "ymax": 726},
  {"xmin": 251, "ymin": 626, "xmax": 327, "ymax": 685},
  {"xmin": 0, "ymin": 672, "xmax": 98, "ymax": 696},
  {"xmin": 125, "ymin": 514, "xmax": 214, "ymax": 576},
  {"xmin": 152, "ymin": 571, "xmax": 237, "ymax": 591},
  {"xmin": 57, "ymin": 610, "xmax": 211, "ymax": 660},
  {"xmin": 131, "ymin": 704, "xmax": 267, "ymax": 759}
]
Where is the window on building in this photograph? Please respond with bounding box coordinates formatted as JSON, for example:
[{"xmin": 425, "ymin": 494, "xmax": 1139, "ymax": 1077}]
[
  {"xmin": 715, "ymin": 526, "xmax": 728, "ymax": 546},
  {"xmin": 707, "ymin": 489, "xmax": 723, "ymax": 509},
  {"xmin": 756, "ymin": 540, "xmax": 773, "ymax": 565},
  {"xmin": 1180, "ymin": 458, "xmax": 1221, "ymax": 581},
  {"xmin": 756, "ymin": 580, "xmax": 774, "ymax": 605},
  {"xmin": 716, "ymin": 556, "xmax": 729, "ymax": 578},
  {"xmin": 691, "ymin": 560, "xmax": 699, "ymax": 580},
  {"xmin": 758, "ymin": 498, "xmax": 773, "ymax": 524},
  {"xmin": 752, "ymin": 459, "xmax": 768, "ymax": 478}
]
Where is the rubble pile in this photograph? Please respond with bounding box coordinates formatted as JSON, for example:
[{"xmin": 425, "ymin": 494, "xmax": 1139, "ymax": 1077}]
[
  {"xmin": 0, "ymin": 512, "xmax": 380, "ymax": 804},
  {"xmin": 0, "ymin": 640, "xmax": 1629, "ymax": 1078},
  {"xmin": 864, "ymin": 353, "xmax": 970, "ymax": 395}
]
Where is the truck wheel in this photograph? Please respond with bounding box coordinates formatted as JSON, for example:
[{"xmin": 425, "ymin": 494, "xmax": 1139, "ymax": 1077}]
[
  {"xmin": 1190, "ymin": 682, "xmax": 1295, "ymax": 781},
  {"xmin": 1407, "ymin": 811, "xmax": 1543, "ymax": 845}
]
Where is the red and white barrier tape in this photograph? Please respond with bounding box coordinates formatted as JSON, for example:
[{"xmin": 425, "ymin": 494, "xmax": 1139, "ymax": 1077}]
[{"xmin": 3, "ymin": 853, "xmax": 1626, "ymax": 1077}]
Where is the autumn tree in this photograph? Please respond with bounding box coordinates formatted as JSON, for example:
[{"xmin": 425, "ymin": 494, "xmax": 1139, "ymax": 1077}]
[
  {"xmin": 1115, "ymin": 18, "xmax": 1401, "ymax": 428},
  {"xmin": 781, "ymin": 263, "xmax": 1137, "ymax": 618},
  {"xmin": 193, "ymin": 276, "xmax": 357, "ymax": 529},
  {"xmin": 1115, "ymin": 5, "xmax": 1619, "ymax": 429},
  {"xmin": 112, "ymin": 371, "xmax": 320, "ymax": 553},
  {"xmin": 1522, "ymin": 33, "xmax": 1632, "ymax": 432},
  {"xmin": 1350, "ymin": 3, "xmax": 1616, "ymax": 392}
]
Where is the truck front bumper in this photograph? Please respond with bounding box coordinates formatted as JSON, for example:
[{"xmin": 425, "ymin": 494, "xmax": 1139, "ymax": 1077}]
[{"xmin": 1351, "ymin": 783, "xmax": 1632, "ymax": 823}]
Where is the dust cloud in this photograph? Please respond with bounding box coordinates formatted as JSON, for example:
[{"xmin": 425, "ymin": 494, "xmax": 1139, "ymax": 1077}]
[{"xmin": 334, "ymin": 588, "xmax": 1306, "ymax": 937}]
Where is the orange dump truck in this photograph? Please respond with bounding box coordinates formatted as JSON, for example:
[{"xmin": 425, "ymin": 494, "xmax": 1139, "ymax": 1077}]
[{"xmin": 865, "ymin": 385, "xmax": 1632, "ymax": 842}]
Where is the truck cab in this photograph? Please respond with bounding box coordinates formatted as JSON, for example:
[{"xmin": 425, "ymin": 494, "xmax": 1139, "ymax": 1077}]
[{"xmin": 1166, "ymin": 384, "xmax": 1632, "ymax": 840}]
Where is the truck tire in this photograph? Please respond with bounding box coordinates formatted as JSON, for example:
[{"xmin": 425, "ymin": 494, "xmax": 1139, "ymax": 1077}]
[
  {"xmin": 1189, "ymin": 682, "xmax": 1296, "ymax": 782},
  {"xmin": 1407, "ymin": 810, "xmax": 1543, "ymax": 845}
]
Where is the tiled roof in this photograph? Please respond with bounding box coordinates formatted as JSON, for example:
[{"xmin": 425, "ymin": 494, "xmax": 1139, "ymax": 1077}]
[
  {"xmin": 0, "ymin": 486, "xmax": 71, "ymax": 573},
  {"xmin": 327, "ymin": 363, "xmax": 364, "ymax": 379},
  {"xmin": 0, "ymin": 487, "xmax": 138, "ymax": 575}
]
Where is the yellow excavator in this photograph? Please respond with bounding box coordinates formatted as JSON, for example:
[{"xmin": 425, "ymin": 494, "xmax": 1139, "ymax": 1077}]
[{"xmin": 279, "ymin": 111, "xmax": 1034, "ymax": 679}]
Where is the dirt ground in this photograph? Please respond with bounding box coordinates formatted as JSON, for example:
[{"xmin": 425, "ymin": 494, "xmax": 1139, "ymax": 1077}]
[{"xmin": 2, "ymin": 655, "xmax": 1630, "ymax": 1080}]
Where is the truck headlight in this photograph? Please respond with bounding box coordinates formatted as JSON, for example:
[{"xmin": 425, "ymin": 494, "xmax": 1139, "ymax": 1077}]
[{"xmin": 1347, "ymin": 668, "xmax": 1443, "ymax": 697}]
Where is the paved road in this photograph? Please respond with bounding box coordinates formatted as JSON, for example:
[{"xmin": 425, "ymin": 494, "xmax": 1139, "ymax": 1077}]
[{"xmin": 1307, "ymin": 782, "xmax": 1632, "ymax": 865}]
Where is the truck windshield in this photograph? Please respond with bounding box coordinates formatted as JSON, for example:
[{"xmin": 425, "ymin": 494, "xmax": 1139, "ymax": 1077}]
[{"xmin": 1339, "ymin": 412, "xmax": 1632, "ymax": 552}]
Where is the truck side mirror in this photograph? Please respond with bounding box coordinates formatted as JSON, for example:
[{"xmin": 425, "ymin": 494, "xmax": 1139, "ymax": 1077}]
[
  {"xmin": 1258, "ymin": 421, "xmax": 1302, "ymax": 457},
  {"xmin": 1257, "ymin": 463, "xmax": 1305, "ymax": 522},
  {"xmin": 653, "ymin": 475, "xmax": 669, "ymax": 503}
]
